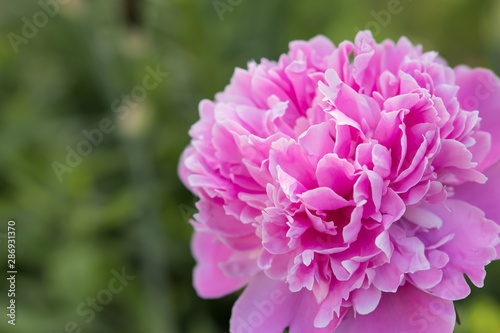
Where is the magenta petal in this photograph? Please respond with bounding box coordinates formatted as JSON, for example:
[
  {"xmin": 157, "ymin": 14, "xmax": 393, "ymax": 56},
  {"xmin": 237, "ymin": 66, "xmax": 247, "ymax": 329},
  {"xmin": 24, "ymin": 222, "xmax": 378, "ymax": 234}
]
[
  {"xmin": 192, "ymin": 231, "xmax": 249, "ymax": 298},
  {"xmin": 335, "ymin": 283, "xmax": 456, "ymax": 333},
  {"xmin": 404, "ymin": 205, "xmax": 443, "ymax": 229}
]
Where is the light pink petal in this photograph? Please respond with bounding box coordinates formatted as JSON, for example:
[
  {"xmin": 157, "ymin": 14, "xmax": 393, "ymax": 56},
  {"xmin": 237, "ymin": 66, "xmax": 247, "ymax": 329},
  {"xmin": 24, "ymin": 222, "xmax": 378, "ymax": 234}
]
[
  {"xmin": 289, "ymin": 299, "xmax": 345, "ymax": 333},
  {"xmin": 298, "ymin": 122, "xmax": 335, "ymax": 158},
  {"xmin": 192, "ymin": 231, "xmax": 248, "ymax": 298},
  {"xmin": 178, "ymin": 146, "xmax": 197, "ymax": 193},
  {"xmin": 455, "ymin": 67, "xmax": 500, "ymax": 170},
  {"xmin": 299, "ymin": 187, "xmax": 353, "ymax": 211},
  {"xmin": 195, "ymin": 200, "xmax": 256, "ymax": 237},
  {"xmin": 410, "ymin": 267, "xmax": 443, "ymax": 290},
  {"xmin": 419, "ymin": 199, "xmax": 500, "ymax": 299},
  {"xmin": 229, "ymin": 273, "xmax": 293, "ymax": 333},
  {"xmin": 372, "ymin": 262, "xmax": 403, "ymax": 292},
  {"xmin": 229, "ymin": 273, "xmax": 343, "ymax": 333},
  {"xmin": 335, "ymin": 283, "xmax": 456, "ymax": 333},
  {"xmin": 453, "ymin": 160, "xmax": 500, "ymax": 225},
  {"xmin": 351, "ymin": 285, "xmax": 382, "ymax": 315},
  {"xmin": 433, "ymin": 139, "xmax": 476, "ymax": 170},
  {"xmin": 404, "ymin": 205, "xmax": 443, "ymax": 229}
]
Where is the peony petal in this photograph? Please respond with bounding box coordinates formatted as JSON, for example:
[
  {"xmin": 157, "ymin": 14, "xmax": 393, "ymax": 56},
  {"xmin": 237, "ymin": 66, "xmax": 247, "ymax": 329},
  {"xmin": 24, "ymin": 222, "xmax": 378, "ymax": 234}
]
[
  {"xmin": 455, "ymin": 67, "xmax": 500, "ymax": 170},
  {"xmin": 192, "ymin": 231, "xmax": 249, "ymax": 298},
  {"xmin": 229, "ymin": 273, "xmax": 343, "ymax": 333},
  {"xmin": 372, "ymin": 262, "xmax": 403, "ymax": 292},
  {"xmin": 419, "ymin": 199, "xmax": 500, "ymax": 299},
  {"xmin": 351, "ymin": 285, "xmax": 382, "ymax": 315},
  {"xmin": 195, "ymin": 200, "xmax": 256, "ymax": 237},
  {"xmin": 299, "ymin": 187, "xmax": 353, "ymax": 211},
  {"xmin": 453, "ymin": 160, "xmax": 500, "ymax": 225},
  {"xmin": 298, "ymin": 122, "xmax": 335, "ymax": 159},
  {"xmin": 403, "ymin": 205, "xmax": 443, "ymax": 229},
  {"xmin": 316, "ymin": 153, "xmax": 357, "ymax": 197},
  {"xmin": 269, "ymin": 138, "xmax": 317, "ymax": 190},
  {"xmin": 335, "ymin": 283, "xmax": 456, "ymax": 333}
]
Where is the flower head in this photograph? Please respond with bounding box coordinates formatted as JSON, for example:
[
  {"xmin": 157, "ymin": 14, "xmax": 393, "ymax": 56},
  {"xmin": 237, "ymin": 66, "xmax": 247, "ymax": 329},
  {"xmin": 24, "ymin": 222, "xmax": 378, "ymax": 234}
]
[{"xmin": 179, "ymin": 31, "xmax": 500, "ymax": 332}]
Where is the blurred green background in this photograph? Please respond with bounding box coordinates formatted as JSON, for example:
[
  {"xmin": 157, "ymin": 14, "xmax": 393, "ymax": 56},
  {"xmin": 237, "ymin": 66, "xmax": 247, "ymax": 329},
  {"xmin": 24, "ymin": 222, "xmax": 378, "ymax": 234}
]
[{"xmin": 0, "ymin": 0, "xmax": 499, "ymax": 332}]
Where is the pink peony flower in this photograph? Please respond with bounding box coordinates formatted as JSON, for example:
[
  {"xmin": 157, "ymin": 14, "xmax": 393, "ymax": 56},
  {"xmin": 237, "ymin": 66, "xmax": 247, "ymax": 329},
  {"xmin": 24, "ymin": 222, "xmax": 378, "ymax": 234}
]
[{"xmin": 178, "ymin": 31, "xmax": 500, "ymax": 332}]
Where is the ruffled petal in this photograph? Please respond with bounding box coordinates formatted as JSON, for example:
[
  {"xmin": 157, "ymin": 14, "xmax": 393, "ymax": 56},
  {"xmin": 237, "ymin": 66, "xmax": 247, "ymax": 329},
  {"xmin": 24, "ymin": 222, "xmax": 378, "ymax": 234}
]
[
  {"xmin": 192, "ymin": 231, "xmax": 249, "ymax": 298},
  {"xmin": 418, "ymin": 200, "xmax": 500, "ymax": 299},
  {"xmin": 455, "ymin": 67, "xmax": 500, "ymax": 170},
  {"xmin": 335, "ymin": 283, "xmax": 456, "ymax": 333},
  {"xmin": 229, "ymin": 273, "xmax": 344, "ymax": 333}
]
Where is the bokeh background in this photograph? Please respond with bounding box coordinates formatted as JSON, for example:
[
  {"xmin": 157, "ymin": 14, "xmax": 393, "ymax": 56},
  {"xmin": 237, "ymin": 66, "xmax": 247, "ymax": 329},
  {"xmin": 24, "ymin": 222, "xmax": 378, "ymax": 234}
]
[{"xmin": 1, "ymin": 0, "xmax": 500, "ymax": 332}]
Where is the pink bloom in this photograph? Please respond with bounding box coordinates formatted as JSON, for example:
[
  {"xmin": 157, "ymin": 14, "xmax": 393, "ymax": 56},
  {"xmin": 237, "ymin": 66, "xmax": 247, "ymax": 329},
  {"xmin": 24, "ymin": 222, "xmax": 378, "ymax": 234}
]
[{"xmin": 179, "ymin": 31, "xmax": 500, "ymax": 332}]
